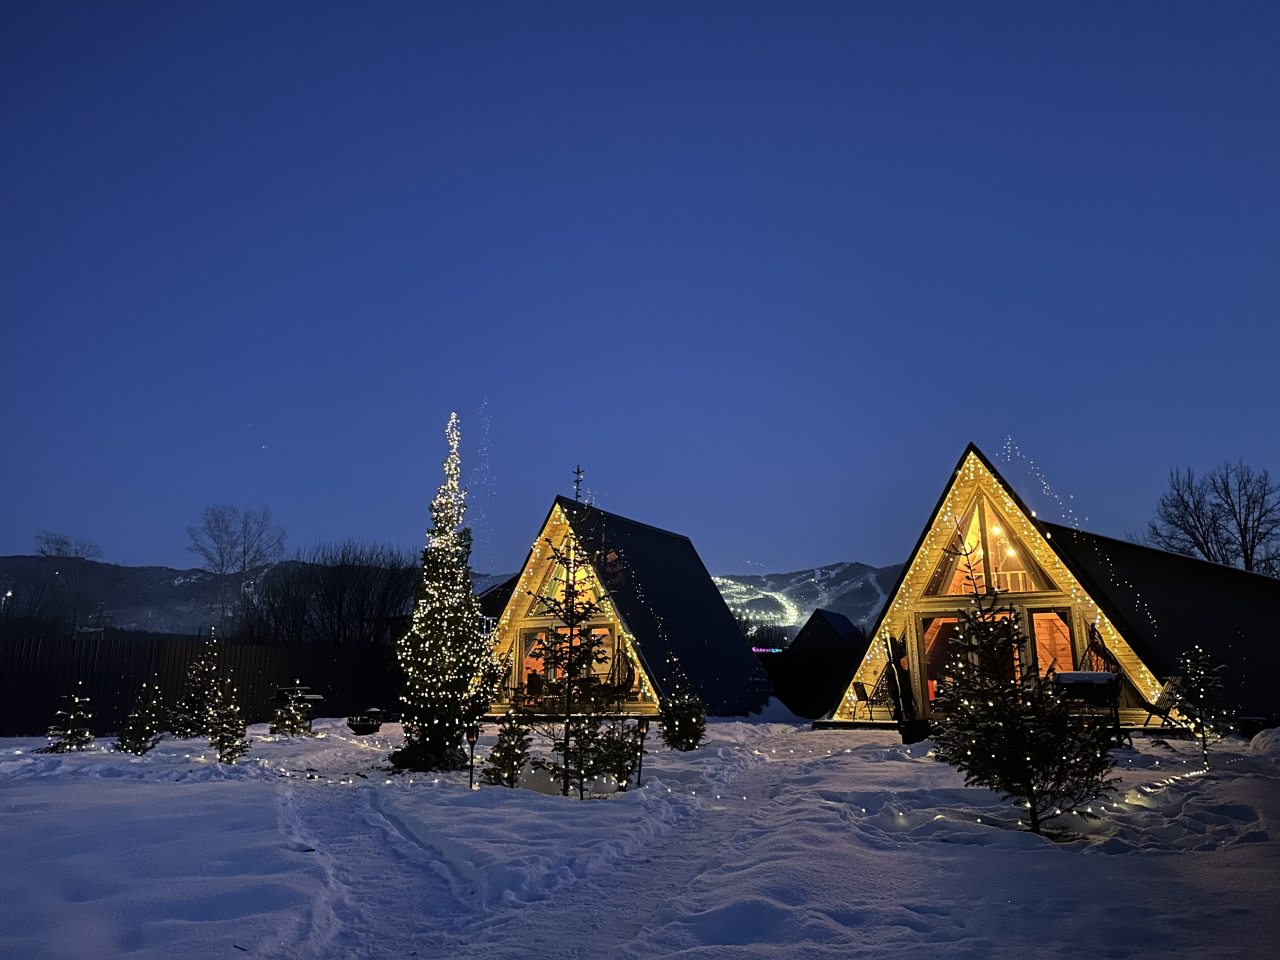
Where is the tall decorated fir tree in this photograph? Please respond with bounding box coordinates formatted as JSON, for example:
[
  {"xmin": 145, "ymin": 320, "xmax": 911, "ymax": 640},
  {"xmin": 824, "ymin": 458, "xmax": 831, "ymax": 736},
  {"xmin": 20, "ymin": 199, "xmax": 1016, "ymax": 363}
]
[
  {"xmin": 392, "ymin": 412, "xmax": 499, "ymax": 772},
  {"xmin": 115, "ymin": 680, "xmax": 165, "ymax": 755},
  {"xmin": 171, "ymin": 631, "xmax": 221, "ymax": 738},
  {"xmin": 931, "ymin": 547, "xmax": 1117, "ymax": 836}
]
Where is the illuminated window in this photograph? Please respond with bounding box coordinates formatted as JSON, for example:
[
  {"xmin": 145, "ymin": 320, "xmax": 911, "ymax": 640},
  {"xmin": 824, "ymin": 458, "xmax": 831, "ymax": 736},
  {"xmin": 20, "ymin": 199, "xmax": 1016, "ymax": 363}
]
[
  {"xmin": 925, "ymin": 495, "xmax": 1056, "ymax": 596},
  {"xmin": 520, "ymin": 626, "xmax": 614, "ymax": 685},
  {"xmin": 921, "ymin": 617, "xmax": 962, "ymax": 703},
  {"xmin": 1030, "ymin": 611, "xmax": 1074, "ymax": 675}
]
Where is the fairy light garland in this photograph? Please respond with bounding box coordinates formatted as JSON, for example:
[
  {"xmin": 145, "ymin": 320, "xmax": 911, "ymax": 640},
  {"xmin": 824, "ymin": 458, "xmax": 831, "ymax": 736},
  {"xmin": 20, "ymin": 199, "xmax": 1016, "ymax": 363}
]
[{"xmin": 836, "ymin": 449, "xmax": 1166, "ymax": 722}]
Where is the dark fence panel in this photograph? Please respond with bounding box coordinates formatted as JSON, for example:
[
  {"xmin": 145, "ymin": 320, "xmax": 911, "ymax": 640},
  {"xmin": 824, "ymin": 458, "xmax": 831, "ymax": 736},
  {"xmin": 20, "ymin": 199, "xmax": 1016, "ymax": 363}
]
[{"xmin": 0, "ymin": 632, "xmax": 400, "ymax": 736}]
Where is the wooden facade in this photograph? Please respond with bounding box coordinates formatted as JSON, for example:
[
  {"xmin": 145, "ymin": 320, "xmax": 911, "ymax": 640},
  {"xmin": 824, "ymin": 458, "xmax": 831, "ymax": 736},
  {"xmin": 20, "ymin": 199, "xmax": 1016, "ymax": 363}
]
[
  {"xmin": 831, "ymin": 446, "xmax": 1170, "ymax": 727},
  {"xmin": 486, "ymin": 497, "xmax": 771, "ymax": 717}
]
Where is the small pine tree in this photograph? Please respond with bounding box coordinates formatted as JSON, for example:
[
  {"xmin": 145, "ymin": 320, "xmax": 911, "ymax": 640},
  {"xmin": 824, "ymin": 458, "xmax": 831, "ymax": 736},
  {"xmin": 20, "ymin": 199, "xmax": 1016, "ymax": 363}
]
[
  {"xmin": 171, "ymin": 632, "xmax": 221, "ymax": 738},
  {"xmin": 115, "ymin": 680, "xmax": 165, "ymax": 755},
  {"xmin": 659, "ymin": 689, "xmax": 707, "ymax": 751},
  {"xmin": 599, "ymin": 720, "xmax": 643, "ymax": 790},
  {"xmin": 270, "ymin": 690, "xmax": 312, "ymax": 737},
  {"xmin": 1171, "ymin": 645, "xmax": 1230, "ymax": 770},
  {"xmin": 525, "ymin": 530, "xmax": 613, "ymax": 798},
  {"xmin": 209, "ymin": 676, "xmax": 251, "ymax": 764},
  {"xmin": 482, "ymin": 711, "xmax": 533, "ymax": 788},
  {"xmin": 38, "ymin": 682, "xmax": 95, "ymax": 753},
  {"xmin": 392, "ymin": 413, "xmax": 501, "ymax": 772},
  {"xmin": 931, "ymin": 548, "xmax": 1117, "ymax": 835}
]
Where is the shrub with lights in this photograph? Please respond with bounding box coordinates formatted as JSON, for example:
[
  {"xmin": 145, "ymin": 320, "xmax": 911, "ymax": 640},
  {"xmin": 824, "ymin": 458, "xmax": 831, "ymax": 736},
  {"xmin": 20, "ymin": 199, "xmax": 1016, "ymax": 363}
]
[
  {"xmin": 391, "ymin": 412, "xmax": 501, "ymax": 773},
  {"xmin": 38, "ymin": 681, "xmax": 95, "ymax": 754},
  {"xmin": 115, "ymin": 680, "xmax": 165, "ymax": 755},
  {"xmin": 599, "ymin": 719, "xmax": 644, "ymax": 790},
  {"xmin": 482, "ymin": 711, "xmax": 533, "ymax": 788},
  {"xmin": 171, "ymin": 632, "xmax": 221, "ymax": 738},
  {"xmin": 931, "ymin": 548, "xmax": 1117, "ymax": 836},
  {"xmin": 209, "ymin": 676, "xmax": 251, "ymax": 764},
  {"xmin": 658, "ymin": 688, "xmax": 706, "ymax": 752},
  {"xmin": 271, "ymin": 690, "xmax": 312, "ymax": 738},
  {"xmin": 1171, "ymin": 644, "xmax": 1231, "ymax": 770}
]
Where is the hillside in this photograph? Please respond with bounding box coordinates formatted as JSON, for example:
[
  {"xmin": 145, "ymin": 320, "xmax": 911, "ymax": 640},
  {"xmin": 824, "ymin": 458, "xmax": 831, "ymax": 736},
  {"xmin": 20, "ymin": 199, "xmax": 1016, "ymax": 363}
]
[{"xmin": 0, "ymin": 556, "xmax": 901, "ymax": 637}]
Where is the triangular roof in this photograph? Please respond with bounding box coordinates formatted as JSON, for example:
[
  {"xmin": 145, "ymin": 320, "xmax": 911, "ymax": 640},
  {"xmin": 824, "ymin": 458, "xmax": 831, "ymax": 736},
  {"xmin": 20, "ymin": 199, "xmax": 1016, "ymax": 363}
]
[
  {"xmin": 789, "ymin": 608, "xmax": 862, "ymax": 656},
  {"xmin": 832, "ymin": 444, "xmax": 1166, "ymax": 720},
  {"xmin": 832, "ymin": 443, "xmax": 1280, "ymax": 724},
  {"xmin": 502, "ymin": 496, "xmax": 771, "ymax": 716}
]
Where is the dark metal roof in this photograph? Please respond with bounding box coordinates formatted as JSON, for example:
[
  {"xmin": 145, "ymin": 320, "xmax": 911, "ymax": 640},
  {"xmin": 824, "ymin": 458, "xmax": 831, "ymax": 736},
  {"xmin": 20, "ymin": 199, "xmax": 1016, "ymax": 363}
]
[
  {"xmin": 1040, "ymin": 522, "xmax": 1280, "ymax": 721},
  {"xmin": 790, "ymin": 608, "xmax": 861, "ymax": 655},
  {"xmin": 825, "ymin": 442, "xmax": 1280, "ymax": 724},
  {"xmin": 759, "ymin": 608, "xmax": 870, "ymax": 719},
  {"xmin": 552, "ymin": 496, "xmax": 771, "ymax": 716},
  {"xmin": 477, "ymin": 574, "xmax": 519, "ymax": 621}
]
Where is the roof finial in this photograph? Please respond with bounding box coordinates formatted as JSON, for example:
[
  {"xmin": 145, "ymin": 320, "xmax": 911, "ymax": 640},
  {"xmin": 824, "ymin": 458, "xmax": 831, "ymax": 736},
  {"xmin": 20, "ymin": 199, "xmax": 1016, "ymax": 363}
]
[{"xmin": 573, "ymin": 464, "xmax": 585, "ymax": 502}]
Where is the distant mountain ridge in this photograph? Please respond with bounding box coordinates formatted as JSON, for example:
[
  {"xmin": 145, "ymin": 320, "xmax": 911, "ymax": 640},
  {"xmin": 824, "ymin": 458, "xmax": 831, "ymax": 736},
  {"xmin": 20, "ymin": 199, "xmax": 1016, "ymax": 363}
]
[
  {"xmin": 713, "ymin": 561, "xmax": 903, "ymax": 634},
  {"xmin": 0, "ymin": 556, "xmax": 901, "ymax": 637}
]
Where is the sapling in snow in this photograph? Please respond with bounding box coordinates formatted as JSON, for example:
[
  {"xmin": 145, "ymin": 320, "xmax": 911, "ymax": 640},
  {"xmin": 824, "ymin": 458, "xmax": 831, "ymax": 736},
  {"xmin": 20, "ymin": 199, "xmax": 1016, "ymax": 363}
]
[
  {"xmin": 38, "ymin": 682, "xmax": 95, "ymax": 754},
  {"xmin": 115, "ymin": 680, "xmax": 165, "ymax": 755}
]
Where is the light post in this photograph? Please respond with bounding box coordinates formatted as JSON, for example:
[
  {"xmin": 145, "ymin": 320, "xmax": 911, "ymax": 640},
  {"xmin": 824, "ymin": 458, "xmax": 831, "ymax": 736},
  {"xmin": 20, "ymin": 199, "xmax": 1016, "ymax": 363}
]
[
  {"xmin": 466, "ymin": 723, "xmax": 481, "ymax": 790},
  {"xmin": 635, "ymin": 717, "xmax": 650, "ymax": 788}
]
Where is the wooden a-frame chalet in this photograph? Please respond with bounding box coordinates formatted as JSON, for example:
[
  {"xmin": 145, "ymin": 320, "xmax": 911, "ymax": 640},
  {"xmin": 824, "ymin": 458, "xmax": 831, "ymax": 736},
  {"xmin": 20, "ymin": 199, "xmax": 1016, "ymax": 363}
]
[
  {"xmin": 485, "ymin": 496, "xmax": 771, "ymax": 717},
  {"xmin": 828, "ymin": 444, "xmax": 1280, "ymax": 729}
]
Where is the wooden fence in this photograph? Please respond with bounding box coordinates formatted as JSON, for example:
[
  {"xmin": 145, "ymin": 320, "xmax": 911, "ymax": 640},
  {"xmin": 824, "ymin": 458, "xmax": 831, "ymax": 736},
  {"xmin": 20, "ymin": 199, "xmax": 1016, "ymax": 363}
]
[{"xmin": 0, "ymin": 632, "xmax": 400, "ymax": 736}]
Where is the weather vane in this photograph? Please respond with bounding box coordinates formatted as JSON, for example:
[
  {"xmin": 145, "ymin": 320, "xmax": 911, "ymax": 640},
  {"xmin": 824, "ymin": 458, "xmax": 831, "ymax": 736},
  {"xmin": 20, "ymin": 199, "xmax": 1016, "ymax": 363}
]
[{"xmin": 573, "ymin": 464, "xmax": 585, "ymax": 501}]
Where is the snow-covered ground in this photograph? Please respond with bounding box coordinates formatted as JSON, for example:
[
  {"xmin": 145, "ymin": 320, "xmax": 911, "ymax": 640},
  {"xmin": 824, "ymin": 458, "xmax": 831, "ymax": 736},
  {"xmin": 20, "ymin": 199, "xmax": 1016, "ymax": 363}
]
[{"xmin": 2, "ymin": 714, "xmax": 1278, "ymax": 960}]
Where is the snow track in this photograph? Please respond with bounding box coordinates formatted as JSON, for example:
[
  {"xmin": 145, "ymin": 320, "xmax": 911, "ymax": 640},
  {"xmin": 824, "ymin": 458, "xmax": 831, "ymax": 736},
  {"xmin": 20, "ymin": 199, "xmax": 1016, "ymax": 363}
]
[{"xmin": 3, "ymin": 721, "xmax": 1279, "ymax": 959}]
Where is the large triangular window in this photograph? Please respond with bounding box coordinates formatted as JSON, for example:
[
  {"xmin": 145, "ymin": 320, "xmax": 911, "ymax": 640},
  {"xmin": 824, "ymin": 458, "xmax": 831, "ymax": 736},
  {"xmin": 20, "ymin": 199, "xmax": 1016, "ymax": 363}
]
[
  {"xmin": 526, "ymin": 555, "xmax": 601, "ymax": 616},
  {"xmin": 924, "ymin": 495, "xmax": 1055, "ymax": 596}
]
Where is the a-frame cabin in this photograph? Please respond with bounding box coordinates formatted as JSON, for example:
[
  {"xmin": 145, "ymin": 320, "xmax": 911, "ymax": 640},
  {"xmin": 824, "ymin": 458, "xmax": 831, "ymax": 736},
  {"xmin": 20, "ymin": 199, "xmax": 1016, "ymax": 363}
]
[
  {"xmin": 488, "ymin": 496, "xmax": 771, "ymax": 717},
  {"xmin": 828, "ymin": 444, "xmax": 1280, "ymax": 729}
]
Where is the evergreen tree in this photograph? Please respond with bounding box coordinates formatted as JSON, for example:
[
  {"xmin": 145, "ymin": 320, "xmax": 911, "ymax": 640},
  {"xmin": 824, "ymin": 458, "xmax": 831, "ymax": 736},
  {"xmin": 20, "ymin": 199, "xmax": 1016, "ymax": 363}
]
[
  {"xmin": 932, "ymin": 549, "xmax": 1117, "ymax": 836},
  {"xmin": 38, "ymin": 682, "xmax": 95, "ymax": 753},
  {"xmin": 392, "ymin": 413, "xmax": 501, "ymax": 772},
  {"xmin": 482, "ymin": 711, "xmax": 533, "ymax": 788},
  {"xmin": 526, "ymin": 534, "xmax": 613, "ymax": 797},
  {"xmin": 270, "ymin": 690, "xmax": 312, "ymax": 737},
  {"xmin": 171, "ymin": 632, "xmax": 221, "ymax": 738},
  {"xmin": 114, "ymin": 680, "xmax": 165, "ymax": 755},
  {"xmin": 1171, "ymin": 645, "xmax": 1230, "ymax": 770},
  {"xmin": 599, "ymin": 720, "xmax": 643, "ymax": 790},
  {"xmin": 209, "ymin": 676, "xmax": 251, "ymax": 764},
  {"xmin": 658, "ymin": 688, "xmax": 707, "ymax": 751}
]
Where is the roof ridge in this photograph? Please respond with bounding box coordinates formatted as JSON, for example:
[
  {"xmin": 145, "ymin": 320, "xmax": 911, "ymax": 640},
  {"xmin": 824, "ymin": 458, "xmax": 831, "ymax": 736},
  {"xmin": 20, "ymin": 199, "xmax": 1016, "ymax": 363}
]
[
  {"xmin": 553, "ymin": 495, "xmax": 694, "ymax": 543},
  {"xmin": 1042, "ymin": 520, "xmax": 1280, "ymax": 587}
]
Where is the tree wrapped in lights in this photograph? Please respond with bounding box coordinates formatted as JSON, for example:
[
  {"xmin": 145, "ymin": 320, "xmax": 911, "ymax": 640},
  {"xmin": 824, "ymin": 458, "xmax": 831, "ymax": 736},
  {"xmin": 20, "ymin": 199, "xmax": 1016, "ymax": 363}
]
[
  {"xmin": 599, "ymin": 719, "xmax": 644, "ymax": 789},
  {"xmin": 526, "ymin": 535, "xmax": 613, "ymax": 798},
  {"xmin": 209, "ymin": 676, "xmax": 251, "ymax": 764},
  {"xmin": 392, "ymin": 413, "xmax": 501, "ymax": 772},
  {"xmin": 1170, "ymin": 645, "xmax": 1230, "ymax": 770},
  {"xmin": 38, "ymin": 682, "xmax": 95, "ymax": 753},
  {"xmin": 115, "ymin": 680, "xmax": 165, "ymax": 755},
  {"xmin": 482, "ymin": 711, "xmax": 532, "ymax": 788},
  {"xmin": 271, "ymin": 690, "xmax": 312, "ymax": 738},
  {"xmin": 658, "ymin": 688, "xmax": 706, "ymax": 751},
  {"xmin": 171, "ymin": 632, "xmax": 221, "ymax": 738},
  {"xmin": 932, "ymin": 547, "xmax": 1117, "ymax": 836}
]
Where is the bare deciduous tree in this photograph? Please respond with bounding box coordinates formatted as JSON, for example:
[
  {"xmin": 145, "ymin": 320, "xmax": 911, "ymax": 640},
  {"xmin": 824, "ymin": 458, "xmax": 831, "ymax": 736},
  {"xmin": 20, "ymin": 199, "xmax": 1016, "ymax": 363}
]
[
  {"xmin": 187, "ymin": 506, "xmax": 286, "ymax": 628},
  {"xmin": 34, "ymin": 530, "xmax": 103, "ymax": 633},
  {"xmin": 234, "ymin": 541, "xmax": 415, "ymax": 646},
  {"xmin": 1148, "ymin": 461, "xmax": 1280, "ymax": 576}
]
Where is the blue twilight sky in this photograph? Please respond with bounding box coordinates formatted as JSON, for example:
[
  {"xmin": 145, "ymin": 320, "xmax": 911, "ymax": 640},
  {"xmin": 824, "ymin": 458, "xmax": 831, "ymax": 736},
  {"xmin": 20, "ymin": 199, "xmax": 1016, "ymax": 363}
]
[{"xmin": 2, "ymin": 2, "xmax": 1278, "ymax": 575}]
